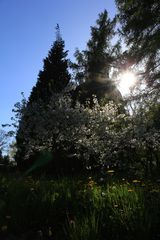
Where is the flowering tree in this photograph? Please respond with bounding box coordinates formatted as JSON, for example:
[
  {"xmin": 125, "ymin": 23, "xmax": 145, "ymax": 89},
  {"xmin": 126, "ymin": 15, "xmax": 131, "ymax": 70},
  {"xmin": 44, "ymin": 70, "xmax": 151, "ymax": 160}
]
[{"xmin": 14, "ymin": 92, "xmax": 160, "ymax": 176}]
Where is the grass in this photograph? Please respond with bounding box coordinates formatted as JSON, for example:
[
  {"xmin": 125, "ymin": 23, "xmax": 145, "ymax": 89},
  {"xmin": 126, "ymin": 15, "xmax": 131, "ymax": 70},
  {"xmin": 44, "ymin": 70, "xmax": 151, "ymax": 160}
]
[{"xmin": 0, "ymin": 173, "xmax": 160, "ymax": 239}]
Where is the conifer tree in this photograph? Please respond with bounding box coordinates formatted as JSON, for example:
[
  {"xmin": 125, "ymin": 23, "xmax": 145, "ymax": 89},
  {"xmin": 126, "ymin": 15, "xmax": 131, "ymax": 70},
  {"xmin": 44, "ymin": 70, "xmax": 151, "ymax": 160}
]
[
  {"xmin": 72, "ymin": 10, "xmax": 121, "ymax": 84},
  {"xmin": 86, "ymin": 10, "xmax": 118, "ymax": 81},
  {"xmin": 72, "ymin": 10, "xmax": 122, "ymax": 105},
  {"xmin": 29, "ymin": 24, "xmax": 71, "ymax": 104}
]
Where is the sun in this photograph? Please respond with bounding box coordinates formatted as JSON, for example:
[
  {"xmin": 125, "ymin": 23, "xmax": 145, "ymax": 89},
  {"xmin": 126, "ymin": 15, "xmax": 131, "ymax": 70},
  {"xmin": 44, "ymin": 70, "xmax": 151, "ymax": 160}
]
[{"xmin": 118, "ymin": 71, "xmax": 136, "ymax": 95}]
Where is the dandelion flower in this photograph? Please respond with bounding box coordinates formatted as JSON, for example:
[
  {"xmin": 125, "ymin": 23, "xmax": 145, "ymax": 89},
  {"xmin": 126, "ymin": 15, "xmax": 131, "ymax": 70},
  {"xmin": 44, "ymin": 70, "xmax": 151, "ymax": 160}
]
[
  {"xmin": 132, "ymin": 180, "xmax": 141, "ymax": 183},
  {"xmin": 107, "ymin": 170, "xmax": 115, "ymax": 174},
  {"xmin": 128, "ymin": 189, "xmax": 133, "ymax": 192}
]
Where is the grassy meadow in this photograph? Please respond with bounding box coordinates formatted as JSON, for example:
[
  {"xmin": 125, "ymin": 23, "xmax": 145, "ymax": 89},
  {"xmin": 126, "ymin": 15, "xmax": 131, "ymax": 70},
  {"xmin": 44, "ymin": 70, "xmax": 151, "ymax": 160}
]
[{"xmin": 0, "ymin": 172, "xmax": 160, "ymax": 240}]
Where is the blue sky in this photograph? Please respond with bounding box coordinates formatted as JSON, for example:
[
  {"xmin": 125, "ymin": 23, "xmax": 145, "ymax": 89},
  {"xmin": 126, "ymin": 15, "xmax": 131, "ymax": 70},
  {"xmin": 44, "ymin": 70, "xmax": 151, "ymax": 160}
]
[{"xmin": 0, "ymin": 0, "xmax": 116, "ymax": 128}]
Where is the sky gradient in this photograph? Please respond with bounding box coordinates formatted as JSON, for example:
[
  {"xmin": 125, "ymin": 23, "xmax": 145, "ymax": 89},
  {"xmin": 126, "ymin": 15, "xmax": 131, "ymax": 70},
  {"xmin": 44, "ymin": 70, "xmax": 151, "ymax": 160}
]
[{"xmin": 0, "ymin": 0, "xmax": 116, "ymax": 127}]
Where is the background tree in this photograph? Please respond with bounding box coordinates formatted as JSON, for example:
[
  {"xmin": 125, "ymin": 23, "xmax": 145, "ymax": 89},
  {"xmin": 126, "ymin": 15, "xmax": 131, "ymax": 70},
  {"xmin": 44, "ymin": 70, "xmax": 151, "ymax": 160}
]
[
  {"xmin": 115, "ymin": 0, "xmax": 160, "ymax": 88},
  {"xmin": 72, "ymin": 10, "xmax": 122, "ymax": 105},
  {"xmin": 72, "ymin": 10, "xmax": 121, "ymax": 84}
]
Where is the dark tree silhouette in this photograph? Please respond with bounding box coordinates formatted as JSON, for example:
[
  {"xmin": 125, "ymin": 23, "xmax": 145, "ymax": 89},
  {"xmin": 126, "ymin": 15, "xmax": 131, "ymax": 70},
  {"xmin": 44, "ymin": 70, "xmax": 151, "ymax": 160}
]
[
  {"xmin": 72, "ymin": 10, "xmax": 122, "ymax": 105},
  {"xmin": 29, "ymin": 24, "xmax": 71, "ymax": 104}
]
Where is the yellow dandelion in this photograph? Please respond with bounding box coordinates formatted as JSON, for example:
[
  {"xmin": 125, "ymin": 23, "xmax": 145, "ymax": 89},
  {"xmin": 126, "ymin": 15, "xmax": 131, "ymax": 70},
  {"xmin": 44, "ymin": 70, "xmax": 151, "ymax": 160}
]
[
  {"xmin": 107, "ymin": 170, "xmax": 115, "ymax": 174},
  {"xmin": 128, "ymin": 189, "xmax": 133, "ymax": 192},
  {"xmin": 132, "ymin": 180, "xmax": 141, "ymax": 183}
]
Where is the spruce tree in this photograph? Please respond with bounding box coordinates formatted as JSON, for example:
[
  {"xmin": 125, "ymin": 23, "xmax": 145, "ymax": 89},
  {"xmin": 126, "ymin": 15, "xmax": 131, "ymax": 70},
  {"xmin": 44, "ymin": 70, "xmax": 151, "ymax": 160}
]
[
  {"xmin": 29, "ymin": 24, "xmax": 71, "ymax": 104},
  {"xmin": 72, "ymin": 10, "xmax": 121, "ymax": 84},
  {"xmin": 86, "ymin": 10, "xmax": 117, "ymax": 81},
  {"xmin": 72, "ymin": 10, "xmax": 122, "ymax": 105}
]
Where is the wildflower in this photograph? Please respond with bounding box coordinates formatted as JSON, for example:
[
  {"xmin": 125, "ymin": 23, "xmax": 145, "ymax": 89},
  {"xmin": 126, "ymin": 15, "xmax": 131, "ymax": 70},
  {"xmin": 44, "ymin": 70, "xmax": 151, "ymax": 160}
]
[
  {"xmin": 114, "ymin": 204, "xmax": 118, "ymax": 208},
  {"xmin": 132, "ymin": 180, "xmax": 141, "ymax": 183},
  {"xmin": 128, "ymin": 189, "xmax": 133, "ymax": 192},
  {"xmin": 122, "ymin": 178, "xmax": 125, "ymax": 181},
  {"xmin": 107, "ymin": 170, "xmax": 115, "ymax": 174}
]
